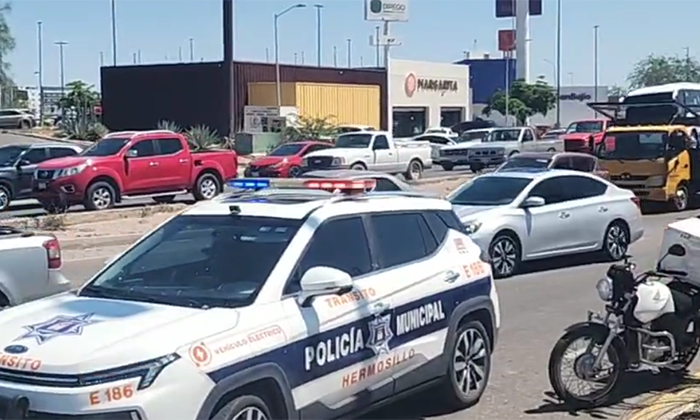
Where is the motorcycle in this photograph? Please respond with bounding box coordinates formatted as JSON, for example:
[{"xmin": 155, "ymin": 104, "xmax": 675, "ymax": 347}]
[{"xmin": 548, "ymin": 244, "xmax": 700, "ymax": 407}]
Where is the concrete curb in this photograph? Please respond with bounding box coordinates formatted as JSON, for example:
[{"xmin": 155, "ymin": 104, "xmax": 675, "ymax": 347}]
[
  {"xmin": 2, "ymin": 130, "xmax": 90, "ymax": 146},
  {"xmin": 60, "ymin": 234, "xmax": 142, "ymax": 250}
]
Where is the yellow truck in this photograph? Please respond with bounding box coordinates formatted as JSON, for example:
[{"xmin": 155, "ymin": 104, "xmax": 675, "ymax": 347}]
[{"xmin": 589, "ymin": 101, "xmax": 700, "ymax": 211}]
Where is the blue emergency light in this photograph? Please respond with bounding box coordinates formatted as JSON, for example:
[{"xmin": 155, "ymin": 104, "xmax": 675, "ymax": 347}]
[{"xmin": 228, "ymin": 179, "xmax": 271, "ymax": 190}]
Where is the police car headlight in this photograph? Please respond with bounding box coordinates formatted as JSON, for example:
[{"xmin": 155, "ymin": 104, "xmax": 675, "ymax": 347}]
[
  {"xmin": 78, "ymin": 353, "xmax": 179, "ymax": 390},
  {"xmin": 647, "ymin": 175, "xmax": 665, "ymax": 187},
  {"xmin": 596, "ymin": 277, "xmax": 613, "ymax": 301},
  {"xmin": 463, "ymin": 221, "xmax": 482, "ymax": 234},
  {"xmin": 301, "ymin": 158, "xmax": 309, "ymax": 167}
]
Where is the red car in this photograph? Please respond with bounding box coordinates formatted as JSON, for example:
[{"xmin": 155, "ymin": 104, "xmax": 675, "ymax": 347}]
[
  {"xmin": 34, "ymin": 130, "xmax": 238, "ymax": 211},
  {"xmin": 562, "ymin": 119, "xmax": 611, "ymax": 153},
  {"xmin": 245, "ymin": 141, "xmax": 332, "ymax": 178}
]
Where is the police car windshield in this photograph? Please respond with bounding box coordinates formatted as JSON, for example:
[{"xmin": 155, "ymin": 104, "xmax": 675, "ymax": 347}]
[{"xmin": 80, "ymin": 215, "xmax": 301, "ymax": 309}]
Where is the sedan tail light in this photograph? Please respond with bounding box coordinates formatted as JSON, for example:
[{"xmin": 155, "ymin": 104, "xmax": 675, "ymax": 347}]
[
  {"xmin": 630, "ymin": 196, "xmax": 641, "ymax": 210},
  {"xmin": 42, "ymin": 237, "xmax": 62, "ymax": 269}
]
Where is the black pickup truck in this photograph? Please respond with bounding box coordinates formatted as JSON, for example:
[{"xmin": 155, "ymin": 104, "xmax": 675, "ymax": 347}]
[{"xmin": 0, "ymin": 143, "xmax": 83, "ymax": 211}]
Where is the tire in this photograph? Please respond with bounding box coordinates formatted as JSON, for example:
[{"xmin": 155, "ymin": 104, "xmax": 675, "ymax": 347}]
[
  {"xmin": 0, "ymin": 184, "xmax": 10, "ymax": 212},
  {"xmin": 84, "ymin": 182, "xmax": 116, "ymax": 211},
  {"xmin": 193, "ymin": 173, "xmax": 221, "ymax": 201},
  {"xmin": 287, "ymin": 165, "xmax": 302, "ymax": 178},
  {"xmin": 441, "ymin": 162, "xmax": 455, "ymax": 171},
  {"xmin": 211, "ymin": 395, "xmax": 273, "ymax": 420},
  {"xmin": 404, "ymin": 159, "xmax": 423, "ymax": 181},
  {"xmin": 18, "ymin": 120, "xmax": 30, "ymax": 130},
  {"xmin": 350, "ymin": 163, "xmax": 366, "ymax": 171},
  {"xmin": 469, "ymin": 163, "xmax": 483, "ymax": 174},
  {"xmin": 509, "ymin": 150, "xmax": 520, "ymax": 157},
  {"xmin": 39, "ymin": 198, "xmax": 69, "ymax": 214},
  {"xmin": 0, "ymin": 292, "xmax": 10, "ymax": 310},
  {"xmin": 602, "ymin": 221, "xmax": 629, "ymax": 261},
  {"xmin": 547, "ymin": 148, "xmax": 556, "ymax": 152},
  {"xmin": 670, "ymin": 184, "xmax": 690, "ymax": 212},
  {"xmin": 153, "ymin": 195, "xmax": 176, "ymax": 204},
  {"xmin": 548, "ymin": 325, "xmax": 623, "ymax": 408},
  {"xmin": 488, "ymin": 233, "xmax": 521, "ymax": 279},
  {"xmin": 438, "ymin": 320, "xmax": 492, "ymax": 409}
]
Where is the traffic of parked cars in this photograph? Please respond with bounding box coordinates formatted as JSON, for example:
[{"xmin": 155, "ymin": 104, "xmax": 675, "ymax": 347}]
[{"xmin": 7, "ymin": 82, "xmax": 700, "ymax": 419}]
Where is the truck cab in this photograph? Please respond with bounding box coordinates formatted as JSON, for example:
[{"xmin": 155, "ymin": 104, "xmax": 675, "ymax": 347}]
[
  {"xmin": 562, "ymin": 119, "xmax": 611, "ymax": 153},
  {"xmin": 301, "ymin": 131, "xmax": 433, "ymax": 180},
  {"xmin": 590, "ymin": 100, "xmax": 700, "ymax": 211}
]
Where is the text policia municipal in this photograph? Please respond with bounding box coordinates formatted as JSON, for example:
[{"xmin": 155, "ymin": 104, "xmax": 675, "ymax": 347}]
[{"xmin": 304, "ymin": 300, "xmax": 446, "ymax": 371}]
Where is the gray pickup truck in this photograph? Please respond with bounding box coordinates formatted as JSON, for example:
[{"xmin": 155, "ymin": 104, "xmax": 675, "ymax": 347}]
[{"xmin": 437, "ymin": 126, "xmax": 564, "ymax": 172}]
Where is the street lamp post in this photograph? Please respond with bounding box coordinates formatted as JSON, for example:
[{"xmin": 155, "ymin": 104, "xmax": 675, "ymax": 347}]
[
  {"xmin": 55, "ymin": 41, "xmax": 68, "ymax": 97},
  {"xmin": 543, "ymin": 59, "xmax": 556, "ymax": 84},
  {"xmin": 189, "ymin": 38, "xmax": 194, "ymax": 62},
  {"xmin": 274, "ymin": 4, "xmax": 306, "ymax": 107},
  {"xmin": 314, "ymin": 4, "xmax": 323, "ymax": 66},
  {"xmin": 110, "ymin": 0, "xmax": 117, "ymax": 65},
  {"xmin": 555, "ymin": 0, "xmax": 562, "ymax": 127},
  {"xmin": 37, "ymin": 21, "xmax": 43, "ymax": 124},
  {"xmin": 346, "ymin": 38, "xmax": 351, "ymax": 67},
  {"xmin": 594, "ymin": 25, "xmax": 599, "ymax": 102}
]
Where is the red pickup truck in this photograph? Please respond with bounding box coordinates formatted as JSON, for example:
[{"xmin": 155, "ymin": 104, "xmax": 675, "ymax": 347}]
[
  {"xmin": 562, "ymin": 119, "xmax": 611, "ymax": 153},
  {"xmin": 34, "ymin": 130, "xmax": 238, "ymax": 212}
]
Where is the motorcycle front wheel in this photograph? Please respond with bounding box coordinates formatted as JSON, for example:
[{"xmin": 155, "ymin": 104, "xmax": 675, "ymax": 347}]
[{"xmin": 548, "ymin": 325, "xmax": 624, "ymax": 408}]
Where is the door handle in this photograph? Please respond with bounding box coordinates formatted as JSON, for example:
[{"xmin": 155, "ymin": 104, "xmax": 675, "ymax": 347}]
[
  {"xmin": 370, "ymin": 302, "xmax": 392, "ymax": 316},
  {"xmin": 444, "ymin": 270, "xmax": 460, "ymax": 283},
  {"xmin": 179, "ymin": 158, "xmax": 189, "ymax": 164},
  {"xmin": 599, "ymin": 206, "xmax": 608, "ymax": 213},
  {"xmin": 149, "ymin": 161, "xmax": 159, "ymax": 167},
  {"xmin": 559, "ymin": 211, "xmax": 570, "ymax": 219}
]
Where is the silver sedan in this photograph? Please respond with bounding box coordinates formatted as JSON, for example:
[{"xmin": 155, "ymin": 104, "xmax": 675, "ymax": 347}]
[{"xmin": 447, "ymin": 169, "xmax": 644, "ymax": 278}]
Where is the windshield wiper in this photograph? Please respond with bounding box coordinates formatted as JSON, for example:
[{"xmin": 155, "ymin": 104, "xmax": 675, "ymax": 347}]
[{"xmin": 81, "ymin": 285, "xmax": 216, "ymax": 309}]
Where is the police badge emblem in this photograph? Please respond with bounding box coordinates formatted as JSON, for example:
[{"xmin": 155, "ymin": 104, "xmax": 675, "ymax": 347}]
[{"xmin": 367, "ymin": 313, "xmax": 394, "ymax": 355}]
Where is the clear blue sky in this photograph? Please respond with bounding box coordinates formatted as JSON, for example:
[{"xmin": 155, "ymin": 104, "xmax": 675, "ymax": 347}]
[{"xmin": 7, "ymin": 0, "xmax": 700, "ymax": 90}]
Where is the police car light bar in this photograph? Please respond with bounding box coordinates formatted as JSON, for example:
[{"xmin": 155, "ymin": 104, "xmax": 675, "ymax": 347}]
[
  {"xmin": 227, "ymin": 178, "xmax": 376, "ymax": 193},
  {"xmin": 304, "ymin": 179, "xmax": 376, "ymax": 193}
]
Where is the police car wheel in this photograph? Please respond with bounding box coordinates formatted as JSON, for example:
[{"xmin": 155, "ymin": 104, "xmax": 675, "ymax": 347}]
[
  {"xmin": 212, "ymin": 395, "xmax": 272, "ymax": 420},
  {"xmin": 441, "ymin": 320, "xmax": 492, "ymax": 408}
]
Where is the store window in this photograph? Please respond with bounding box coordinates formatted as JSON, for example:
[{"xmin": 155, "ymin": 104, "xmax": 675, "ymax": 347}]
[
  {"xmin": 440, "ymin": 107, "xmax": 464, "ymax": 128},
  {"xmin": 393, "ymin": 107, "xmax": 427, "ymax": 138}
]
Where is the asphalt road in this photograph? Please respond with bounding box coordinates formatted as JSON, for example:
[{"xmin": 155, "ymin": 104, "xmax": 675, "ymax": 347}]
[{"xmin": 59, "ymin": 208, "xmax": 700, "ymax": 420}]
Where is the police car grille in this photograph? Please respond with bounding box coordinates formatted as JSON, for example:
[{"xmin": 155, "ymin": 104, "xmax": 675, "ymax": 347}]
[{"xmin": 0, "ymin": 368, "xmax": 81, "ymax": 387}]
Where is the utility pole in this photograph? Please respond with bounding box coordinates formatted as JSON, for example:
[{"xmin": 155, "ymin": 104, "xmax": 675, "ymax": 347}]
[
  {"xmin": 55, "ymin": 41, "xmax": 68, "ymax": 98},
  {"xmin": 685, "ymin": 47, "xmax": 691, "ymax": 79},
  {"xmin": 110, "ymin": 0, "xmax": 117, "ymax": 65},
  {"xmin": 555, "ymin": 0, "xmax": 562, "ymax": 127},
  {"xmin": 274, "ymin": 4, "xmax": 306, "ymax": 107},
  {"xmin": 294, "ymin": 53, "xmax": 298, "ymax": 65},
  {"xmin": 132, "ymin": 52, "xmax": 137, "ymax": 64},
  {"xmin": 314, "ymin": 4, "xmax": 323, "ymax": 66},
  {"xmin": 301, "ymin": 51, "xmax": 305, "ymax": 65},
  {"xmin": 375, "ymin": 26, "xmax": 380, "ymax": 66},
  {"xmin": 189, "ymin": 38, "xmax": 194, "ymax": 62},
  {"xmin": 265, "ymin": 48, "xmax": 270, "ymax": 63},
  {"xmin": 137, "ymin": 49, "xmax": 141, "ymax": 64},
  {"xmin": 346, "ymin": 38, "xmax": 351, "ymax": 67},
  {"xmin": 37, "ymin": 21, "xmax": 44, "ymax": 124},
  {"xmin": 178, "ymin": 47, "xmax": 182, "ymax": 61},
  {"xmin": 333, "ymin": 46, "xmax": 337, "ymax": 67},
  {"xmin": 593, "ymin": 25, "xmax": 599, "ymax": 103},
  {"xmin": 100, "ymin": 51, "xmax": 104, "ymax": 66}
]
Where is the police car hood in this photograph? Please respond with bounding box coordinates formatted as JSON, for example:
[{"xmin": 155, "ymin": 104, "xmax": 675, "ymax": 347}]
[{"xmin": 0, "ymin": 293, "xmax": 239, "ymax": 374}]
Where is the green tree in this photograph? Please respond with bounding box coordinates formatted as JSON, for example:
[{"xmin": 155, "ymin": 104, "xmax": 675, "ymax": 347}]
[
  {"xmin": 0, "ymin": 3, "xmax": 16, "ymax": 104},
  {"xmin": 58, "ymin": 80, "xmax": 100, "ymax": 110},
  {"xmin": 283, "ymin": 115, "xmax": 337, "ymax": 142},
  {"xmin": 482, "ymin": 79, "xmax": 557, "ymax": 125},
  {"xmin": 627, "ymin": 54, "xmax": 700, "ymax": 89},
  {"xmin": 58, "ymin": 81, "xmax": 105, "ymax": 141},
  {"xmin": 608, "ymin": 85, "xmax": 626, "ymax": 101}
]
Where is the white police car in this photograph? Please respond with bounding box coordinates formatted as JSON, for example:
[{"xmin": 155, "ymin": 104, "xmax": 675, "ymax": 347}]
[{"xmin": 0, "ymin": 178, "xmax": 500, "ymax": 420}]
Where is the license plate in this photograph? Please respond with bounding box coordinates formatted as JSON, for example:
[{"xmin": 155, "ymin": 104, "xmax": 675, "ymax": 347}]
[
  {"xmin": 480, "ymin": 158, "xmax": 490, "ymax": 163},
  {"xmin": 37, "ymin": 182, "xmax": 46, "ymax": 190},
  {"xmin": 314, "ymin": 160, "xmax": 321, "ymax": 164},
  {"xmin": 250, "ymin": 171, "xmax": 258, "ymax": 177}
]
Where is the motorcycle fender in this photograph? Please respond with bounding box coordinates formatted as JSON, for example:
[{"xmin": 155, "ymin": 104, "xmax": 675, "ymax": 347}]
[{"xmin": 563, "ymin": 321, "xmax": 629, "ymax": 368}]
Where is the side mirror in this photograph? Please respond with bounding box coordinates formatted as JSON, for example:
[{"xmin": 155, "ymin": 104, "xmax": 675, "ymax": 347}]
[
  {"xmin": 297, "ymin": 266, "xmax": 353, "ymax": 307},
  {"xmin": 669, "ymin": 244, "xmax": 686, "ymax": 257},
  {"xmin": 16, "ymin": 159, "xmax": 30, "ymax": 167},
  {"xmin": 521, "ymin": 196, "xmax": 545, "ymax": 208},
  {"xmin": 126, "ymin": 149, "xmax": 138, "ymax": 158}
]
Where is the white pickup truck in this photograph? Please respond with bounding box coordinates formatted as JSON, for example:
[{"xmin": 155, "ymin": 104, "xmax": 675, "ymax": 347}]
[
  {"xmin": 0, "ymin": 226, "xmax": 71, "ymax": 307},
  {"xmin": 301, "ymin": 131, "xmax": 433, "ymax": 180}
]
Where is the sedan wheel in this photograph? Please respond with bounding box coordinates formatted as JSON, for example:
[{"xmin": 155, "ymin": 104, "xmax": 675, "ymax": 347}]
[
  {"xmin": 603, "ymin": 223, "xmax": 628, "ymax": 261},
  {"xmin": 489, "ymin": 235, "xmax": 520, "ymax": 278},
  {"xmin": 232, "ymin": 407, "xmax": 268, "ymax": 420}
]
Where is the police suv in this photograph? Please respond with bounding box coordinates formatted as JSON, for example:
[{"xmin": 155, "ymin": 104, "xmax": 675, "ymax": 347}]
[{"xmin": 0, "ymin": 178, "xmax": 500, "ymax": 420}]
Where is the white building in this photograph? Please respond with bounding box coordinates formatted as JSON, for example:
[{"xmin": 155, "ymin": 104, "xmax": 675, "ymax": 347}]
[
  {"xmin": 26, "ymin": 86, "xmax": 65, "ymax": 117},
  {"xmin": 388, "ymin": 58, "xmax": 471, "ymax": 137}
]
